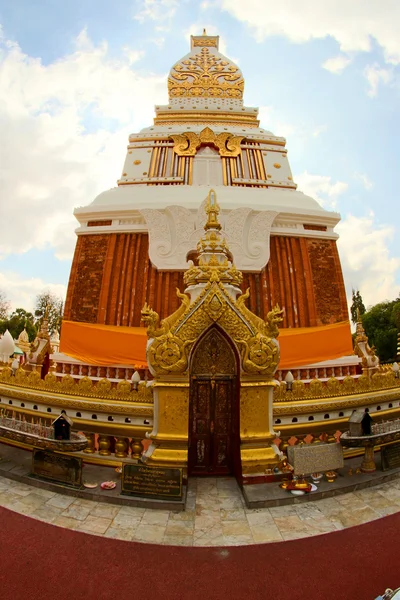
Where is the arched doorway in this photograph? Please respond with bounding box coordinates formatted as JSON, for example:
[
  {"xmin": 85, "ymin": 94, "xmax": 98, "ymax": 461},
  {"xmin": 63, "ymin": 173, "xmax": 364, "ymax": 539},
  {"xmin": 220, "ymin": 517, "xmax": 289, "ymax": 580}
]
[{"xmin": 188, "ymin": 327, "xmax": 239, "ymax": 476}]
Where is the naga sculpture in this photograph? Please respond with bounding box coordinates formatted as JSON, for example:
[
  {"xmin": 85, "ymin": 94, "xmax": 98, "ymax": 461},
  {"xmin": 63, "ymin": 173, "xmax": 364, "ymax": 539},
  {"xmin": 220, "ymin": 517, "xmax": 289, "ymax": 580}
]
[
  {"xmin": 141, "ymin": 289, "xmax": 194, "ymax": 374},
  {"xmin": 236, "ymin": 288, "xmax": 284, "ymax": 338}
]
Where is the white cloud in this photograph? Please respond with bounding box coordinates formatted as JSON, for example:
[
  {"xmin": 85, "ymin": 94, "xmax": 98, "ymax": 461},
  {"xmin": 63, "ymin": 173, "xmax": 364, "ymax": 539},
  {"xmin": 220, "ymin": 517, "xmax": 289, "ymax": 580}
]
[
  {"xmin": 322, "ymin": 55, "xmax": 351, "ymax": 74},
  {"xmin": 122, "ymin": 47, "xmax": 146, "ymax": 65},
  {"xmin": 150, "ymin": 37, "xmax": 166, "ymax": 49},
  {"xmin": 337, "ymin": 214, "xmax": 400, "ymax": 307},
  {"xmin": 364, "ymin": 63, "xmax": 394, "ymax": 97},
  {"xmin": 312, "ymin": 124, "xmax": 328, "ymax": 137},
  {"xmin": 258, "ymin": 106, "xmax": 297, "ymax": 138},
  {"xmin": 354, "ymin": 172, "xmax": 374, "ymax": 190},
  {"xmin": 258, "ymin": 106, "xmax": 328, "ymax": 143},
  {"xmin": 0, "ymin": 271, "xmax": 67, "ymax": 313},
  {"xmin": 294, "ymin": 171, "xmax": 348, "ymax": 209},
  {"xmin": 134, "ymin": 0, "xmax": 180, "ymax": 23},
  {"xmin": 216, "ymin": 0, "xmax": 400, "ymax": 65},
  {"xmin": 0, "ymin": 29, "xmax": 167, "ymax": 261}
]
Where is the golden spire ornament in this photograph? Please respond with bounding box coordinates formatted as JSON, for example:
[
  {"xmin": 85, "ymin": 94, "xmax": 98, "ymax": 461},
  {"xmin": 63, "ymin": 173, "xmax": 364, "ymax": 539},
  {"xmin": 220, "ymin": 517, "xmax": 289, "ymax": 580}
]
[{"xmin": 184, "ymin": 189, "xmax": 242, "ymax": 288}]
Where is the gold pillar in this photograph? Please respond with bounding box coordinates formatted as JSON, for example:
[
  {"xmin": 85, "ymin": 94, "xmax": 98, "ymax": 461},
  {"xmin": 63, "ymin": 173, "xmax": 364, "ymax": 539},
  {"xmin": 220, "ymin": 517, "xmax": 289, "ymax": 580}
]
[
  {"xmin": 98, "ymin": 435, "xmax": 111, "ymax": 456},
  {"xmin": 239, "ymin": 381, "xmax": 279, "ymax": 475},
  {"xmin": 131, "ymin": 438, "xmax": 144, "ymax": 459},
  {"xmin": 83, "ymin": 432, "xmax": 96, "ymax": 454},
  {"xmin": 115, "ymin": 437, "xmax": 127, "ymax": 458},
  {"xmin": 142, "ymin": 381, "xmax": 189, "ymax": 473}
]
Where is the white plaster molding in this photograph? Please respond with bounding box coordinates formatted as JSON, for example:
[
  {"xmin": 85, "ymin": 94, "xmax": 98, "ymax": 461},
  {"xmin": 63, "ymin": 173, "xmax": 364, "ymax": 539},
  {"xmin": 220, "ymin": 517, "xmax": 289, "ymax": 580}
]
[
  {"xmin": 139, "ymin": 204, "xmax": 278, "ymax": 271},
  {"xmin": 225, "ymin": 208, "xmax": 278, "ymax": 270}
]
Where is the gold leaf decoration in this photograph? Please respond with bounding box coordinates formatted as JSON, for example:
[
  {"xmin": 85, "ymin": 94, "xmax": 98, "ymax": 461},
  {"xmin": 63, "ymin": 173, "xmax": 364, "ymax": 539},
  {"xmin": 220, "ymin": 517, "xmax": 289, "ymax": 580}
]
[
  {"xmin": 170, "ymin": 128, "xmax": 243, "ymax": 157},
  {"xmin": 168, "ymin": 47, "xmax": 244, "ymax": 99}
]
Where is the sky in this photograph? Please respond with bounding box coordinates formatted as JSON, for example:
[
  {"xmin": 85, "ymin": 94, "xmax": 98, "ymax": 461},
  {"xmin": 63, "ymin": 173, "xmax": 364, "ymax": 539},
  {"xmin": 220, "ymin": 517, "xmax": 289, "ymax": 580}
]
[{"xmin": 0, "ymin": 0, "xmax": 399, "ymax": 313}]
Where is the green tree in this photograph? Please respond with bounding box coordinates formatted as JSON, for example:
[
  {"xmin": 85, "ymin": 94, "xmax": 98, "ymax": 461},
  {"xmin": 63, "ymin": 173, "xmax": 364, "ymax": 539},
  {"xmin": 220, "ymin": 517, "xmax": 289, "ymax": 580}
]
[
  {"xmin": 362, "ymin": 299, "xmax": 400, "ymax": 362},
  {"xmin": 0, "ymin": 290, "xmax": 10, "ymax": 320},
  {"xmin": 0, "ymin": 308, "xmax": 37, "ymax": 342},
  {"xmin": 350, "ymin": 289, "xmax": 366, "ymax": 324},
  {"xmin": 34, "ymin": 291, "xmax": 64, "ymax": 334}
]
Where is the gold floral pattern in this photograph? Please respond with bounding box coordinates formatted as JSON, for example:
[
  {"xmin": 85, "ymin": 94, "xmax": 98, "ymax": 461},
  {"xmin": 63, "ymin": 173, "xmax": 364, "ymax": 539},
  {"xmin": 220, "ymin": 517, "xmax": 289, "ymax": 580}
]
[
  {"xmin": 168, "ymin": 47, "xmax": 244, "ymax": 99},
  {"xmin": 0, "ymin": 367, "xmax": 153, "ymax": 404}
]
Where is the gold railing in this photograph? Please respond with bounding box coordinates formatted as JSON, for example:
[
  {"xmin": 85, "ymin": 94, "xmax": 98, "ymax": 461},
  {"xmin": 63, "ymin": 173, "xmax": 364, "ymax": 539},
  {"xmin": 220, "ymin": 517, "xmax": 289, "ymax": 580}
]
[
  {"xmin": 0, "ymin": 368, "xmax": 153, "ymax": 403},
  {"xmin": 81, "ymin": 431, "xmax": 146, "ymax": 461},
  {"xmin": 274, "ymin": 371, "xmax": 400, "ymax": 402}
]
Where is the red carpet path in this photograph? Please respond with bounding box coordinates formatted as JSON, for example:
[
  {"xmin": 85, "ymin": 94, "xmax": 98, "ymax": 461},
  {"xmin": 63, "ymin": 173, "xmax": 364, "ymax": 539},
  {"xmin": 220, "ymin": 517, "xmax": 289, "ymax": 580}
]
[{"xmin": 0, "ymin": 506, "xmax": 399, "ymax": 600}]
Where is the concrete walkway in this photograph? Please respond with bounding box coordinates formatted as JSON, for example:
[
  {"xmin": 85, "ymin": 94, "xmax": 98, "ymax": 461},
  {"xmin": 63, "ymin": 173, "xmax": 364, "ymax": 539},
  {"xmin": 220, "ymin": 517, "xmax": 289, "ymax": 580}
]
[{"xmin": 1, "ymin": 473, "xmax": 400, "ymax": 546}]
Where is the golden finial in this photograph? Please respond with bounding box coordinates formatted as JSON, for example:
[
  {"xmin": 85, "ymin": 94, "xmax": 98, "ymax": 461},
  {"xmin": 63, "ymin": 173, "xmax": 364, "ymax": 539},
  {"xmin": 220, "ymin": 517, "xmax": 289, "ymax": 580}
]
[
  {"xmin": 204, "ymin": 189, "xmax": 221, "ymax": 231},
  {"xmin": 203, "ymin": 28, "xmax": 207, "ymax": 35},
  {"xmin": 184, "ymin": 191, "xmax": 242, "ymax": 287}
]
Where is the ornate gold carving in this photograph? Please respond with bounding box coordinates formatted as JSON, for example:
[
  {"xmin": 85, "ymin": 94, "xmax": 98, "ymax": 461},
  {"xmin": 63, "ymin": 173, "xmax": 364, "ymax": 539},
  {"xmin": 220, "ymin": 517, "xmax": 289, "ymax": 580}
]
[
  {"xmin": 236, "ymin": 289, "xmax": 284, "ymax": 338},
  {"xmin": 0, "ymin": 367, "xmax": 154, "ymax": 404},
  {"xmin": 168, "ymin": 47, "xmax": 244, "ymax": 99},
  {"xmin": 309, "ymin": 378, "xmax": 323, "ymax": 395},
  {"xmin": 183, "ymin": 190, "xmax": 244, "ymax": 289},
  {"xmin": 0, "ymin": 384, "xmax": 153, "ymax": 416},
  {"xmin": 170, "ymin": 127, "xmax": 244, "ymax": 157},
  {"xmin": 142, "ymin": 190, "xmax": 283, "ymax": 377},
  {"xmin": 192, "ymin": 36, "xmax": 219, "ymax": 48},
  {"xmin": 144, "ymin": 289, "xmax": 190, "ymax": 337},
  {"xmin": 274, "ymin": 390, "xmax": 400, "ymax": 415},
  {"xmin": 170, "ymin": 131, "xmax": 201, "ymax": 156},
  {"xmin": 141, "ymin": 291, "xmax": 195, "ymax": 374},
  {"xmin": 273, "ymin": 370, "xmax": 399, "ymax": 406},
  {"xmin": 149, "ymin": 331, "xmax": 193, "ymax": 374},
  {"xmin": 236, "ymin": 333, "xmax": 279, "ymax": 377},
  {"xmin": 154, "ymin": 117, "xmax": 259, "ymax": 128},
  {"xmin": 191, "ymin": 328, "xmax": 236, "ymax": 375}
]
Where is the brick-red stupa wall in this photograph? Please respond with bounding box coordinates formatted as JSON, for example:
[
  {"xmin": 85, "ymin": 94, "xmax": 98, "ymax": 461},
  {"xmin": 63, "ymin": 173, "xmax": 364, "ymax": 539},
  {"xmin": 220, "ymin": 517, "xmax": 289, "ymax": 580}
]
[{"xmin": 64, "ymin": 233, "xmax": 348, "ymax": 328}]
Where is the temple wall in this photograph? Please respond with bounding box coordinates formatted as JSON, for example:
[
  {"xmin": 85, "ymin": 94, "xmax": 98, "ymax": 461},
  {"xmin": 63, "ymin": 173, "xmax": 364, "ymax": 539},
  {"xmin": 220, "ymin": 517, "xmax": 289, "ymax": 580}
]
[
  {"xmin": 63, "ymin": 234, "xmax": 109, "ymax": 324},
  {"xmin": 64, "ymin": 233, "xmax": 348, "ymax": 328},
  {"xmin": 64, "ymin": 233, "xmax": 185, "ymax": 326}
]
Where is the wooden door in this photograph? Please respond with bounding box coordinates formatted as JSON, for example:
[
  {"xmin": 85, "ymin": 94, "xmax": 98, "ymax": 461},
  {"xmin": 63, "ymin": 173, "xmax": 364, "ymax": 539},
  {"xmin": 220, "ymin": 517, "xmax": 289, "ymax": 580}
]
[{"xmin": 189, "ymin": 376, "xmax": 235, "ymax": 475}]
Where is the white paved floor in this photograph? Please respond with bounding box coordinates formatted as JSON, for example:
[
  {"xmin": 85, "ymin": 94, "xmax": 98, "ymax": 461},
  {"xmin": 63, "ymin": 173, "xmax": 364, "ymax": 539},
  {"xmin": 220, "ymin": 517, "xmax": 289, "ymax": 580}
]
[{"xmin": 0, "ymin": 475, "xmax": 399, "ymax": 546}]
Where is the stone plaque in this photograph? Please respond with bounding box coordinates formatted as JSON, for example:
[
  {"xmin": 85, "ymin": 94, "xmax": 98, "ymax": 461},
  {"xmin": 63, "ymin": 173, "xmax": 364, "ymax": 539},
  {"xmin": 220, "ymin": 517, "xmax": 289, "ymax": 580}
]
[
  {"xmin": 122, "ymin": 464, "xmax": 183, "ymax": 500},
  {"xmin": 287, "ymin": 443, "xmax": 344, "ymax": 475},
  {"xmin": 32, "ymin": 449, "xmax": 82, "ymax": 487},
  {"xmin": 381, "ymin": 443, "xmax": 400, "ymax": 471}
]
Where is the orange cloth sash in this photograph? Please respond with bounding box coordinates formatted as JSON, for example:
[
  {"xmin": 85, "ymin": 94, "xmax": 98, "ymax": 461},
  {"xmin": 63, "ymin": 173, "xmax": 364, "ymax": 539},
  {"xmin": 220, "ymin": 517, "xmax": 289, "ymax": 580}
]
[
  {"xmin": 60, "ymin": 321, "xmax": 148, "ymax": 368},
  {"xmin": 277, "ymin": 321, "xmax": 353, "ymax": 369},
  {"xmin": 60, "ymin": 320, "xmax": 353, "ymax": 369}
]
